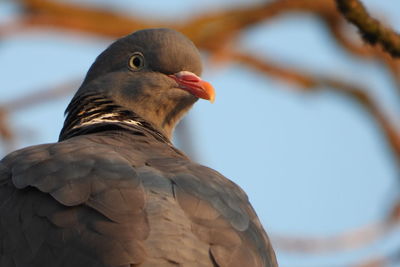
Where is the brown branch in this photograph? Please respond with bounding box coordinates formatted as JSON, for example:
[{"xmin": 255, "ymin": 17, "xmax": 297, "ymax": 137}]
[
  {"xmin": 272, "ymin": 221, "xmax": 396, "ymax": 253},
  {"xmin": 0, "ymin": 108, "xmax": 13, "ymax": 142},
  {"xmin": 336, "ymin": 0, "xmax": 400, "ymax": 58},
  {"xmin": 19, "ymin": 0, "xmax": 153, "ymax": 38},
  {"xmin": 0, "ymin": 108, "xmax": 15, "ymax": 156},
  {"xmin": 0, "ymin": 79, "xmax": 80, "ymax": 150},
  {"xmin": 321, "ymin": 6, "xmax": 400, "ymax": 99},
  {"xmin": 354, "ymin": 258, "xmax": 387, "ymax": 267},
  {"xmin": 227, "ymin": 51, "xmax": 400, "ymax": 166},
  {"xmin": 14, "ymin": 0, "xmax": 337, "ymax": 49},
  {"xmin": 354, "ymin": 245, "xmax": 400, "ymax": 267},
  {"xmin": 2, "ymin": 79, "xmax": 80, "ymax": 112}
]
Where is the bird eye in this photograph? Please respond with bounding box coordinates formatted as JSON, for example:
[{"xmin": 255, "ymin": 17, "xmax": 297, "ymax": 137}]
[{"xmin": 128, "ymin": 52, "xmax": 145, "ymax": 70}]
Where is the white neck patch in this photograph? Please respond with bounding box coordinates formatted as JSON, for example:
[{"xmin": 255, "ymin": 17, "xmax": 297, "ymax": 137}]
[{"xmin": 72, "ymin": 112, "xmax": 142, "ymax": 129}]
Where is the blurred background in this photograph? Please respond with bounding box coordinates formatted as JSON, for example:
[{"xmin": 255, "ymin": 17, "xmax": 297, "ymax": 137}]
[{"xmin": 1, "ymin": 0, "xmax": 400, "ymax": 266}]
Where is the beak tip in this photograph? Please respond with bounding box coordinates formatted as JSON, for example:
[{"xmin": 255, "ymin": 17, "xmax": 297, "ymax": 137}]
[
  {"xmin": 170, "ymin": 71, "xmax": 216, "ymax": 103},
  {"xmin": 209, "ymin": 96, "xmax": 215, "ymax": 103}
]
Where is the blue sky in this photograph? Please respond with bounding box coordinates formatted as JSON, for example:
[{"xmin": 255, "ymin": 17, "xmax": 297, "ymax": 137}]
[{"xmin": 1, "ymin": 0, "xmax": 400, "ymax": 266}]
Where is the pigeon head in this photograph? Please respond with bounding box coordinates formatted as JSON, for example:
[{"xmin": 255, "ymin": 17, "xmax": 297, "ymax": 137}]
[{"xmin": 60, "ymin": 28, "xmax": 215, "ymax": 141}]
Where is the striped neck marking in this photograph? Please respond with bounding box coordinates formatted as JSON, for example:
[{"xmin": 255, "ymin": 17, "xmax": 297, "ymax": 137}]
[{"xmin": 72, "ymin": 112, "xmax": 142, "ymax": 129}]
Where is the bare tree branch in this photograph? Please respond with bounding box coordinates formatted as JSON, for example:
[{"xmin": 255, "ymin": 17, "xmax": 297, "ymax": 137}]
[
  {"xmin": 272, "ymin": 221, "xmax": 397, "ymax": 253},
  {"xmin": 1, "ymin": 80, "xmax": 80, "ymax": 112},
  {"xmin": 0, "ymin": 108, "xmax": 13, "ymax": 143},
  {"xmin": 336, "ymin": 0, "xmax": 400, "ymax": 57},
  {"xmin": 0, "ymin": 79, "xmax": 80, "ymax": 147},
  {"xmin": 320, "ymin": 6, "xmax": 400, "ymax": 100},
  {"xmin": 227, "ymin": 51, "xmax": 400, "ymax": 166}
]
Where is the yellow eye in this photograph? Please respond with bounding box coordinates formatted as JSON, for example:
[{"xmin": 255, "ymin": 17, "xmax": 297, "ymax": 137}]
[{"xmin": 128, "ymin": 52, "xmax": 145, "ymax": 70}]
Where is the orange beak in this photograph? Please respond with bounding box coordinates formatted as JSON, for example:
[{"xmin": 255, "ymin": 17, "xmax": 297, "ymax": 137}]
[{"xmin": 169, "ymin": 71, "xmax": 215, "ymax": 103}]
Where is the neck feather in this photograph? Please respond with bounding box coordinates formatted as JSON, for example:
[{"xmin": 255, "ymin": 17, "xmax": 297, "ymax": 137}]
[{"xmin": 59, "ymin": 93, "xmax": 170, "ymax": 143}]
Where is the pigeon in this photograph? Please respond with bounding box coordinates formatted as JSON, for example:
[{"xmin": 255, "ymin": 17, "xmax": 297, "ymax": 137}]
[{"xmin": 0, "ymin": 28, "xmax": 277, "ymax": 267}]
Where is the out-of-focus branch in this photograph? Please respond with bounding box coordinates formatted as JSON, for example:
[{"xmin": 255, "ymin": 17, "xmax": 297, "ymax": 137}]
[
  {"xmin": 0, "ymin": 108, "xmax": 14, "ymax": 156},
  {"xmin": 354, "ymin": 258, "xmax": 386, "ymax": 267},
  {"xmin": 18, "ymin": 0, "xmax": 152, "ymax": 37},
  {"xmin": 0, "ymin": 108, "xmax": 13, "ymax": 142},
  {"xmin": 228, "ymin": 51, "xmax": 400, "ymax": 166},
  {"xmin": 1, "ymin": 79, "xmax": 80, "ymax": 112},
  {"xmin": 272, "ymin": 221, "xmax": 396, "ymax": 253},
  {"xmin": 336, "ymin": 0, "xmax": 400, "ymax": 58},
  {"xmin": 354, "ymin": 244, "xmax": 400, "ymax": 267},
  {"xmin": 12, "ymin": 0, "xmax": 337, "ymax": 49},
  {"xmin": 321, "ymin": 7, "xmax": 400, "ymax": 98},
  {"xmin": 0, "ymin": 79, "xmax": 80, "ymax": 150}
]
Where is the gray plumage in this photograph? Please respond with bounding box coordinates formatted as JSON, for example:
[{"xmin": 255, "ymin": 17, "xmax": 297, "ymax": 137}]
[{"xmin": 0, "ymin": 28, "xmax": 277, "ymax": 267}]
